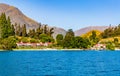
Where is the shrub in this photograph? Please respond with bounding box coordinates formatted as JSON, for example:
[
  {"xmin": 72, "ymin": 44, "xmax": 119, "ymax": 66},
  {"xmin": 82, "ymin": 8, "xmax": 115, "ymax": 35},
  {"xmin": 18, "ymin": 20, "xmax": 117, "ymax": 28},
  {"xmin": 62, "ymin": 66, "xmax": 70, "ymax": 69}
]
[{"xmin": 0, "ymin": 36, "xmax": 17, "ymax": 50}]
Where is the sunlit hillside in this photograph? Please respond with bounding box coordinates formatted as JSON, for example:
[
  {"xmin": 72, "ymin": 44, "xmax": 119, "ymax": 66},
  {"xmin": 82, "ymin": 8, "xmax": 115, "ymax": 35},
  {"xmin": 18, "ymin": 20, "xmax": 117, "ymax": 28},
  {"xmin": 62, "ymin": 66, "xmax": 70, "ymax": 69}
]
[
  {"xmin": 81, "ymin": 30, "xmax": 102, "ymax": 38},
  {"xmin": 100, "ymin": 36, "xmax": 120, "ymax": 43}
]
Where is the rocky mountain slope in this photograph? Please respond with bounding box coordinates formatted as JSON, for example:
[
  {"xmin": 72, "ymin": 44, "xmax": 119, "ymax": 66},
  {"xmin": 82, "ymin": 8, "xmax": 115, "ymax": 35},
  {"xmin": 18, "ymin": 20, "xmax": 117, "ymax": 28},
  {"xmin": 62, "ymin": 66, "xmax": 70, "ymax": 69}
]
[{"xmin": 0, "ymin": 3, "xmax": 66, "ymax": 38}]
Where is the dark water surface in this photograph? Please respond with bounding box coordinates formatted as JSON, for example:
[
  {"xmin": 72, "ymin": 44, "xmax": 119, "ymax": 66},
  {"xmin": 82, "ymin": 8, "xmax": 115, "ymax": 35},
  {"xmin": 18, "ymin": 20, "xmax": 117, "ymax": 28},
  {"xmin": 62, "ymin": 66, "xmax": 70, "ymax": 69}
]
[{"xmin": 0, "ymin": 50, "xmax": 120, "ymax": 76}]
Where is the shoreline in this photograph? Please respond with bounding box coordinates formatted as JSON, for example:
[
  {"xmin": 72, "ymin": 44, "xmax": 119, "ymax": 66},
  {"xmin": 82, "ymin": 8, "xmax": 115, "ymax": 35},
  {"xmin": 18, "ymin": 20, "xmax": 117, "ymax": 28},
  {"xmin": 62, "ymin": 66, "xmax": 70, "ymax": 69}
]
[
  {"xmin": 0, "ymin": 48, "xmax": 119, "ymax": 51},
  {"xmin": 12, "ymin": 48, "xmax": 119, "ymax": 51},
  {"xmin": 13, "ymin": 48, "xmax": 84, "ymax": 51}
]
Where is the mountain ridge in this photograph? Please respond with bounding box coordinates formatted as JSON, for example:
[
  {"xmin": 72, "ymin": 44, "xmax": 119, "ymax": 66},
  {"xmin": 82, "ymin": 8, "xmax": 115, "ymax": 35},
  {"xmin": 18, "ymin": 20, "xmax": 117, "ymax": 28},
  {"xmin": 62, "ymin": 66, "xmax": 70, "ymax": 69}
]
[
  {"xmin": 74, "ymin": 26, "xmax": 110, "ymax": 36},
  {"xmin": 0, "ymin": 3, "xmax": 112, "ymax": 38},
  {"xmin": 0, "ymin": 3, "xmax": 67, "ymax": 38}
]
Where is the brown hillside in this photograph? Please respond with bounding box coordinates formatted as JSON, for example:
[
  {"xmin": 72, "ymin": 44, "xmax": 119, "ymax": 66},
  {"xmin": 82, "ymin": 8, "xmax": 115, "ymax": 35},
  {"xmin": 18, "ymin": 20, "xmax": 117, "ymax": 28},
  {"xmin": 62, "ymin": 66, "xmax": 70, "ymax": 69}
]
[
  {"xmin": 75, "ymin": 26, "xmax": 109, "ymax": 36},
  {"xmin": 0, "ymin": 3, "xmax": 66, "ymax": 38}
]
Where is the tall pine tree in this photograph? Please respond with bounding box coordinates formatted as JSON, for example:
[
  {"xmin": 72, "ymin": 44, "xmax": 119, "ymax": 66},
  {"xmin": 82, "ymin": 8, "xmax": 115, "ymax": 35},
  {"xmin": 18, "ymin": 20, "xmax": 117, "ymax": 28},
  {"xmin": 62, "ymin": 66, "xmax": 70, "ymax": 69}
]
[
  {"xmin": 22, "ymin": 24, "xmax": 27, "ymax": 37},
  {"xmin": 0, "ymin": 13, "xmax": 11, "ymax": 38}
]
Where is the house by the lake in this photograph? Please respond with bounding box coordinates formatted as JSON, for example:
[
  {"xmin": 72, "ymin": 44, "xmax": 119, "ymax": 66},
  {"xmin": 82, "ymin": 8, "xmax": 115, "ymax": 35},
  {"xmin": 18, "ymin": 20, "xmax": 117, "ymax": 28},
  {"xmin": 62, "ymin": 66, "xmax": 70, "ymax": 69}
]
[
  {"xmin": 91, "ymin": 44, "xmax": 106, "ymax": 50},
  {"xmin": 16, "ymin": 42, "xmax": 52, "ymax": 47}
]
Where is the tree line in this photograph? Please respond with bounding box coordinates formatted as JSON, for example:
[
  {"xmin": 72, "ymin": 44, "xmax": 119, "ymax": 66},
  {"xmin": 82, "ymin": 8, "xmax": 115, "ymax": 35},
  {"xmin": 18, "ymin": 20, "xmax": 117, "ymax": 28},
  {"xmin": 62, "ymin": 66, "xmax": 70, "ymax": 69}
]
[
  {"xmin": 15, "ymin": 23, "xmax": 54, "ymax": 43},
  {"xmin": 0, "ymin": 13, "xmax": 16, "ymax": 50},
  {"xmin": 0, "ymin": 13, "xmax": 55, "ymax": 50},
  {"xmin": 101, "ymin": 24, "xmax": 120, "ymax": 38},
  {"xmin": 56, "ymin": 29, "xmax": 99, "ymax": 49},
  {"xmin": 0, "ymin": 13, "xmax": 118, "ymax": 50}
]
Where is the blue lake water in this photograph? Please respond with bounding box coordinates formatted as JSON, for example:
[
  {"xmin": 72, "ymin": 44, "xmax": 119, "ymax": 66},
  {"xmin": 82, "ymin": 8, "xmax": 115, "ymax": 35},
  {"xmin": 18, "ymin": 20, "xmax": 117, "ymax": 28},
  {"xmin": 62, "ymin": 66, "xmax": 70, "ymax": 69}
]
[{"xmin": 0, "ymin": 50, "xmax": 120, "ymax": 76}]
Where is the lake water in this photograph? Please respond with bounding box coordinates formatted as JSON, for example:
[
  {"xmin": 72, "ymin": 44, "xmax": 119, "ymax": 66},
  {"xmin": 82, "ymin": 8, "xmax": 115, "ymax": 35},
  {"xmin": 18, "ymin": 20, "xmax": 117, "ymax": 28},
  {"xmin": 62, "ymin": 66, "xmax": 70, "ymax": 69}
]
[{"xmin": 0, "ymin": 50, "xmax": 120, "ymax": 76}]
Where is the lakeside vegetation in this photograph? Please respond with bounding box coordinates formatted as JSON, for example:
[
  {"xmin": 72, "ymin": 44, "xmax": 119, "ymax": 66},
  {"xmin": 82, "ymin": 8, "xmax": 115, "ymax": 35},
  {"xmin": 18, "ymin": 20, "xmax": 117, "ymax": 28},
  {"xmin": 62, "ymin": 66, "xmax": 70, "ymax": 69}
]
[{"xmin": 0, "ymin": 13, "xmax": 120, "ymax": 51}]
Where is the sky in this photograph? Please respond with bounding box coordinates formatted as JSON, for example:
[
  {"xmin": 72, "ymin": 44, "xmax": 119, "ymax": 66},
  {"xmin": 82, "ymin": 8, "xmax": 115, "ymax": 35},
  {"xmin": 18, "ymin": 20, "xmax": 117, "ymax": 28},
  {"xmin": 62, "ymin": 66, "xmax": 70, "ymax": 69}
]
[{"xmin": 0, "ymin": 0, "xmax": 120, "ymax": 31}]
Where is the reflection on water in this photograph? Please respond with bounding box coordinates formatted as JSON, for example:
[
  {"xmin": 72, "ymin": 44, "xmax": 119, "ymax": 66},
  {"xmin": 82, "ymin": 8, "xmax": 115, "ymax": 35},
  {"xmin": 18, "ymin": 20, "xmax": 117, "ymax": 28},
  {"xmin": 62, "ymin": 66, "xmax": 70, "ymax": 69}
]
[{"xmin": 0, "ymin": 51, "xmax": 120, "ymax": 76}]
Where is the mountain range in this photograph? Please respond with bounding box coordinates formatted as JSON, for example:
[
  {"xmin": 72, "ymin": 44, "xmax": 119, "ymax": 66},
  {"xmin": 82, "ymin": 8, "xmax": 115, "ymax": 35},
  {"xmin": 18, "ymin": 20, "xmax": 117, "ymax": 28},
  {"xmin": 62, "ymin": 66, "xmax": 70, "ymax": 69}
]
[
  {"xmin": 74, "ymin": 26, "xmax": 109, "ymax": 36},
  {"xmin": 0, "ymin": 3, "xmax": 110, "ymax": 37}
]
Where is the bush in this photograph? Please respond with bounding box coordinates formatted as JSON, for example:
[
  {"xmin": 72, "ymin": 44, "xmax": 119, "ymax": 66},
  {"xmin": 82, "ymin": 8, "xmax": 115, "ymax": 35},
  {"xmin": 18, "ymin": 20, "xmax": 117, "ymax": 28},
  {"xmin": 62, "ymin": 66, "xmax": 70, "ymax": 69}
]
[
  {"xmin": 39, "ymin": 34, "xmax": 54, "ymax": 43},
  {"xmin": 106, "ymin": 42, "xmax": 115, "ymax": 50},
  {"xmin": 0, "ymin": 36, "xmax": 17, "ymax": 50},
  {"xmin": 21, "ymin": 37, "xmax": 29, "ymax": 43},
  {"xmin": 30, "ymin": 38, "xmax": 39, "ymax": 43}
]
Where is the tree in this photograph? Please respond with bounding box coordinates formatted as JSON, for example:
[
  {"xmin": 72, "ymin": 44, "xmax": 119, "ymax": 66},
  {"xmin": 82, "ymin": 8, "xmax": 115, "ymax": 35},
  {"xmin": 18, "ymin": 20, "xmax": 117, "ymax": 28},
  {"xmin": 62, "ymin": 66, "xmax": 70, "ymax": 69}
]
[
  {"xmin": 7, "ymin": 16, "xmax": 12, "ymax": 36},
  {"xmin": 0, "ymin": 36, "xmax": 17, "ymax": 50},
  {"xmin": 89, "ymin": 31, "xmax": 100, "ymax": 46},
  {"xmin": 21, "ymin": 37, "xmax": 29, "ymax": 43},
  {"xmin": 11, "ymin": 24, "xmax": 15, "ymax": 36},
  {"xmin": 0, "ymin": 13, "xmax": 15, "ymax": 38},
  {"xmin": 114, "ymin": 38, "xmax": 119, "ymax": 47},
  {"xmin": 36, "ymin": 24, "xmax": 42, "ymax": 38},
  {"xmin": 90, "ymin": 31, "xmax": 96, "ymax": 40},
  {"xmin": 39, "ymin": 34, "xmax": 54, "ymax": 43},
  {"xmin": 0, "ymin": 13, "xmax": 8, "ymax": 38},
  {"xmin": 63, "ymin": 29, "xmax": 74, "ymax": 48},
  {"xmin": 72, "ymin": 36, "xmax": 91, "ymax": 49},
  {"xmin": 106, "ymin": 42, "xmax": 115, "ymax": 50},
  {"xmin": 114, "ymin": 38, "xmax": 118, "ymax": 44},
  {"xmin": 56, "ymin": 34, "xmax": 63, "ymax": 45},
  {"xmin": 43, "ymin": 24, "xmax": 48, "ymax": 34},
  {"xmin": 22, "ymin": 24, "xmax": 27, "ymax": 37},
  {"xmin": 101, "ymin": 26, "xmax": 114, "ymax": 38},
  {"xmin": 48, "ymin": 28, "xmax": 54, "ymax": 37},
  {"xmin": 66, "ymin": 29, "xmax": 74, "ymax": 37},
  {"xmin": 30, "ymin": 38, "xmax": 39, "ymax": 43},
  {"xmin": 16, "ymin": 24, "xmax": 22, "ymax": 36},
  {"xmin": 28, "ymin": 29, "xmax": 35, "ymax": 38}
]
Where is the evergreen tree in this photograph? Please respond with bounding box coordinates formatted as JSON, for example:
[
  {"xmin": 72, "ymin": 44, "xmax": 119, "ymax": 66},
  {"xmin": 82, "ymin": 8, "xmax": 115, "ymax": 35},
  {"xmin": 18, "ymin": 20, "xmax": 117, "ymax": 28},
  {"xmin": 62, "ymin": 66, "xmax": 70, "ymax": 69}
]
[
  {"xmin": 36, "ymin": 24, "xmax": 42, "ymax": 38},
  {"xmin": 0, "ymin": 13, "xmax": 8, "ymax": 38},
  {"xmin": 28, "ymin": 29, "xmax": 35, "ymax": 38},
  {"xmin": 22, "ymin": 24, "xmax": 27, "ymax": 37},
  {"xmin": 0, "ymin": 13, "xmax": 15, "ymax": 38},
  {"xmin": 11, "ymin": 24, "xmax": 15, "ymax": 36},
  {"xmin": 44, "ymin": 24, "xmax": 48, "ymax": 34},
  {"xmin": 56, "ymin": 34, "xmax": 63, "ymax": 45},
  {"xmin": 63, "ymin": 29, "xmax": 74, "ymax": 48},
  {"xmin": 7, "ymin": 16, "xmax": 12, "ymax": 36},
  {"xmin": 49, "ymin": 28, "xmax": 54, "ymax": 37},
  {"xmin": 89, "ymin": 31, "xmax": 100, "ymax": 46},
  {"xmin": 17, "ymin": 24, "xmax": 22, "ymax": 36},
  {"xmin": 101, "ymin": 26, "xmax": 114, "ymax": 38}
]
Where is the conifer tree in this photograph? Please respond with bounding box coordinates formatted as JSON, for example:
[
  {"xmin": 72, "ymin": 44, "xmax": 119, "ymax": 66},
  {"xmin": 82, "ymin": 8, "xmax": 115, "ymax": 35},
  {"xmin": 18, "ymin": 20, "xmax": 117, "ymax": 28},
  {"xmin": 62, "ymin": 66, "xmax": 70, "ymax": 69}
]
[
  {"xmin": 11, "ymin": 24, "xmax": 15, "ymax": 36},
  {"xmin": 36, "ymin": 24, "xmax": 43, "ymax": 38},
  {"xmin": 0, "ymin": 13, "xmax": 9, "ymax": 38},
  {"xmin": 28, "ymin": 29, "xmax": 35, "ymax": 38},
  {"xmin": 17, "ymin": 24, "xmax": 22, "ymax": 36},
  {"xmin": 48, "ymin": 28, "xmax": 54, "ymax": 37},
  {"xmin": 22, "ymin": 24, "xmax": 27, "ymax": 37},
  {"xmin": 44, "ymin": 25, "xmax": 48, "ymax": 34}
]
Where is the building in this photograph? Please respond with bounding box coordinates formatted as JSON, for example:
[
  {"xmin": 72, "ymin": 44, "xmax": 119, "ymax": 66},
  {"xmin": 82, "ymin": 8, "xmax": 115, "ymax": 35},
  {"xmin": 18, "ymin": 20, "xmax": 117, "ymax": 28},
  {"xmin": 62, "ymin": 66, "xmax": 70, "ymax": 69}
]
[
  {"xmin": 91, "ymin": 44, "xmax": 106, "ymax": 50},
  {"xmin": 16, "ymin": 42, "xmax": 52, "ymax": 47}
]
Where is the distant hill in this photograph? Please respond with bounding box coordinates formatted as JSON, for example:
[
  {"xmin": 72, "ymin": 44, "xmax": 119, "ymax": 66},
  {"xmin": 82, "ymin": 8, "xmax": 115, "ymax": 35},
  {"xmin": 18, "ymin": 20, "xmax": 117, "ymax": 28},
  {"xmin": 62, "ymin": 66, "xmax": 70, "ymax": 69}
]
[
  {"xmin": 75, "ymin": 26, "xmax": 109, "ymax": 36},
  {"xmin": 0, "ymin": 3, "xmax": 66, "ymax": 38}
]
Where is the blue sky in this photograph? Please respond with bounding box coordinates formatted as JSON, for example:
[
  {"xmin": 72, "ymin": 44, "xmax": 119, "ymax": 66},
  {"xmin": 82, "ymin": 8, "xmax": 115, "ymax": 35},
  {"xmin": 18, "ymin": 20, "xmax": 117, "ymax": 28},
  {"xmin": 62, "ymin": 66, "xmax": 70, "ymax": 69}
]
[{"xmin": 0, "ymin": 0, "xmax": 120, "ymax": 30}]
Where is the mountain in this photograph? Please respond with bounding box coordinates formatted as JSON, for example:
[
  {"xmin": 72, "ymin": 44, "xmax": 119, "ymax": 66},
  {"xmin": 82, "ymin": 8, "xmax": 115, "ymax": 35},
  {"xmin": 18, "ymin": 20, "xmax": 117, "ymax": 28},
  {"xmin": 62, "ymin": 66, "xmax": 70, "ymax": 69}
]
[
  {"xmin": 0, "ymin": 3, "xmax": 66, "ymax": 38},
  {"xmin": 75, "ymin": 26, "xmax": 109, "ymax": 36},
  {"xmin": 0, "ymin": 3, "xmax": 39, "ymax": 29}
]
